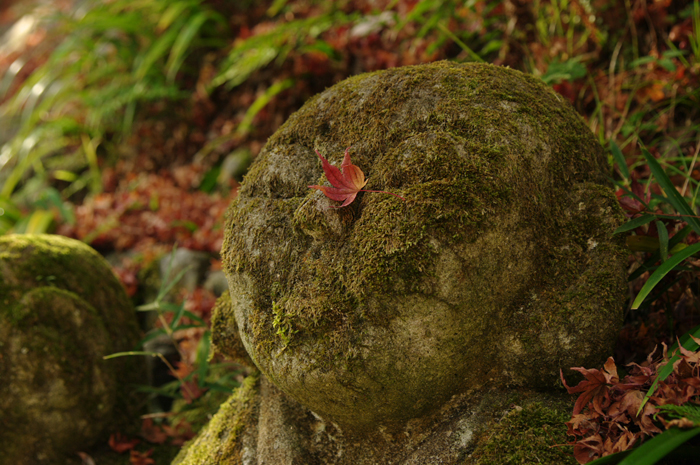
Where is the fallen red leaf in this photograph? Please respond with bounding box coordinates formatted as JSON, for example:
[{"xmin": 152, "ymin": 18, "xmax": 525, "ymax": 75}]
[
  {"xmin": 171, "ymin": 360, "xmax": 194, "ymax": 379},
  {"xmin": 564, "ymin": 341, "xmax": 700, "ymax": 464},
  {"xmin": 162, "ymin": 419, "xmax": 196, "ymax": 446},
  {"xmin": 108, "ymin": 432, "xmax": 139, "ymax": 453},
  {"xmin": 308, "ymin": 147, "xmax": 405, "ymax": 207},
  {"xmin": 561, "ymin": 357, "xmax": 618, "ymax": 416},
  {"xmin": 141, "ymin": 418, "xmax": 168, "ymax": 444},
  {"xmin": 181, "ymin": 377, "xmax": 208, "ymax": 404},
  {"xmin": 130, "ymin": 449, "xmax": 155, "ymax": 465},
  {"xmin": 572, "ymin": 433, "xmax": 603, "ymax": 464}
]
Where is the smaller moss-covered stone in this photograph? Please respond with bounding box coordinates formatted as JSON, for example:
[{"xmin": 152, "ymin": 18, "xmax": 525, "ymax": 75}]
[{"xmin": 0, "ymin": 234, "xmax": 144, "ymax": 464}]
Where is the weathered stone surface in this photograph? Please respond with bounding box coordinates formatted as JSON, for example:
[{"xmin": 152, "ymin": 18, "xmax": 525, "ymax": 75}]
[
  {"xmin": 176, "ymin": 60, "xmax": 628, "ymax": 464},
  {"xmin": 0, "ymin": 234, "xmax": 144, "ymax": 464},
  {"xmin": 173, "ymin": 371, "xmax": 577, "ymax": 465},
  {"xmin": 221, "ymin": 60, "xmax": 627, "ymax": 429},
  {"xmin": 211, "ymin": 290, "xmax": 255, "ymax": 367}
]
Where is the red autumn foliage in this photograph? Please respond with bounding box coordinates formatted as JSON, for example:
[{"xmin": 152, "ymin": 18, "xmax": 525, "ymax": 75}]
[
  {"xmin": 129, "ymin": 449, "xmax": 155, "ymax": 465},
  {"xmin": 308, "ymin": 147, "xmax": 405, "ymax": 207},
  {"xmin": 617, "ymin": 178, "xmax": 652, "ymax": 219},
  {"xmin": 58, "ymin": 168, "xmax": 235, "ymax": 254},
  {"xmin": 162, "ymin": 420, "xmax": 196, "ymax": 446},
  {"xmin": 181, "ymin": 377, "xmax": 208, "ymax": 404},
  {"xmin": 140, "ymin": 418, "xmax": 169, "ymax": 445},
  {"xmin": 140, "ymin": 417, "xmax": 196, "ymax": 447},
  {"xmin": 562, "ymin": 340, "xmax": 700, "ymax": 464},
  {"xmin": 108, "ymin": 433, "xmax": 139, "ymax": 454}
]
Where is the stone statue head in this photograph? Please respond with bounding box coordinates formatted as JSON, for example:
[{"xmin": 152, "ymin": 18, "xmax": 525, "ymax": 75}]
[{"xmin": 221, "ymin": 61, "xmax": 627, "ymax": 432}]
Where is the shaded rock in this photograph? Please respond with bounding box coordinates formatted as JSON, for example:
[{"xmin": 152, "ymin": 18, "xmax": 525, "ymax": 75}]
[
  {"xmin": 0, "ymin": 234, "xmax": 144, "ymax": 464},
  {"xmin": 160, "ymin": 247, "xmax": 211, "ymax": 293},
  {"xmin": 204, "ymin": 269, "xmax": 229, "ymax": 297}
]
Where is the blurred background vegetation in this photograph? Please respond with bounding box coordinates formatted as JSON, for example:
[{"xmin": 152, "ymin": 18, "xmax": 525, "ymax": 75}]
[
  {"xmin": 1, "ymin": 0, "xmax": 697, "ymax": 245},
  {"xmin": 1, "ymin": 0, "xmax": 699, "ymax": 463}
]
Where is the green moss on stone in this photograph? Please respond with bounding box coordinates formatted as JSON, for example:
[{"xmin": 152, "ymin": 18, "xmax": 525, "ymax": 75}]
[
  {"xmin": 0, "ymin": 234, "xmax": 141, "ymax": 351},
  {"xmin": 0, "ymin": 234, "xmax": 145, "ymax": 464},
  {"xmin": 220, "ymin": 61, "xmax": 627, "ymax": 428},
  {"xmin": 223, "ymin": 61, "xmax": 618, "ymax": 358},
  {"xmin": 173, "ymin": 371, "xmax": 260, "ymax": 465},
  {"xmin": 471, "ymin": 401, "xmax": 576, "ymax": 465}
]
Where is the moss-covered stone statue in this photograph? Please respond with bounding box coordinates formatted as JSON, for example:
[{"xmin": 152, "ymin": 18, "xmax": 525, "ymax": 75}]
[
  {"xmin": 174, "ymin": 61, "xmax": 628, "ymax": 464},
  {"xmin": 0, "ymin": 234, "xmax": 144, "ymax": 464}
]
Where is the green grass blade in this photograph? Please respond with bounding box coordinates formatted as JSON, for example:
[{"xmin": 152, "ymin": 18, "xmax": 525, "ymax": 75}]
[
  {"xmin": 629, "ymin": 225, "xmax": 691, "ymax": 281},
  {"xmin": 437, "ymin": 22, "xmax": 484, "ymax": 62},
  {"xmin": 587, "ymin": 450, "xmax": 631, "ymax": 464},
  {"xmin": 236, "ymin": 79, "xmax": 295, "ymax": 134},
  {"xmin": 642, "ymin": 147, "xmax": 700, "ymax": 234},
  {"xmin": 182, "ymin": 310, "xmax": 206, "ymax": 326},
  {"xmin": 137, "ymin": 328, "xmax": 168, "ymax": 347},
  {"xmin": 669, "ymin": 324, "xmax": 700, "ymax": 352},
  {"xmin": 196, "ymin": 331, "xmax": 211, "ymax": 387},
  {"xmin": 614, "ymin": 213, "xmax": 656, "ymax": 234},
  {"xmin": 134, "ymin": 26, "xmax": 180, "ymax": 81},
  {"xmin": 104, "ymin": 350, "xmax": 164, "ymax": 359},
  {"xmin": 157, "ymin": 264, "xmax": 193, "ymax": 302},
  {"xmin": 617, "ymin": 427, "xmax": 700, "ymax": 465},
  {"xmin": 166, "ymin": 11, "xmax": 210, "ymax": 83},
  {"xmin": 212, "ymin": 46, "xmax": 279, "ymax": 89},
  {"xmin": 158, "ymin": 1, "xmax": 192, "ymax": 31},
  {"xmin": 655, "ymin": 220, "xmax": 669, "ymax": 261},
  {"xmin": 170, "ymin": 303, "xmax": 187, "ymax": 329},
  {"xmin": 42, "ymin": 187, "xmax": 75, "ymax": 225},
  {"xmin": 657, "ymin": 404, "xmax": 700, "ymax": 424},
  {"xmin": 611, "ymin": 140, "xmax": 630, "ymax": 182},
  {"xmin": 21, "ymin": 210, "xmax": 55, "ymax": 234},
  {"xmin": 80, "ymin": 134, "xmax": 102, "ymax": 194},
  {"xmin": 631, "ymin": 241, "xmax": 700, "ymax": 309}
]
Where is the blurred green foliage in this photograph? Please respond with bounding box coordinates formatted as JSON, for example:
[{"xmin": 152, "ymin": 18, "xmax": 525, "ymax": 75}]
[{"xmin": 0, "ymin": 0, "xmax": 503, "ymax": 234}]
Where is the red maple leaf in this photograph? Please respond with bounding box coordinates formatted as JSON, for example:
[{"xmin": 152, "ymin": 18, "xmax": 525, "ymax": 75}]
[
  {"xmin": 108, "ymin": 432, "xmax": 139, "ymax": 453},
  {"xmin": 181, "ymin": 377, "xmax": 208, "ymax": 404},
  {"xmin": 561, "ymin": 357, "xmax": 619, "ymax": 416},
  {"xmin": 141, "ymin": 418, "xmax": 168, "ymax": 444},
  {"xmin": 308, "ymin": 147, "xmax": 405, "ymax": 207},
  {"xmin": 162, "ymin": 419, "xmax": 196, "ymax": 446},
  {"xmin": 130, "ymin": 449, "xmax": 155, "ymax": 465}
]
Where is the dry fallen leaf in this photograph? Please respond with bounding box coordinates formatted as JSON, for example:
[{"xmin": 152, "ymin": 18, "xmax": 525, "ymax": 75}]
[
  {"xmin": 108, "ymin": 432, "xmax": 140, "ymax": 453},
  {"xmin": 130, "ymin": 449, "xmax": 155, "ymax": 465}
]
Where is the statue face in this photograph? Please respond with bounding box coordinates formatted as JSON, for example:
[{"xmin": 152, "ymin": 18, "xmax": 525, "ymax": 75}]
[{"xmin": 222, "ymin": 62, "xmax": 626, "ymax": 430}]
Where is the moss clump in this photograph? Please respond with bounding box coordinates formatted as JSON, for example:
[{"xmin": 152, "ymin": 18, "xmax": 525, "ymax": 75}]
[
  {"xmin": 471, "ymin": 401, "xmax": 576, "ymax": 465},
  {"xmin": 220, "ymin": 61, "xmax": 627, "ymax": 430},
  {"xmin": 0, "ymin": 234, "xmax": 141, "ymax": 352},
  {"xmin": 172, "ymin": 371, "xmax": 260, "ymax": 465}
]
